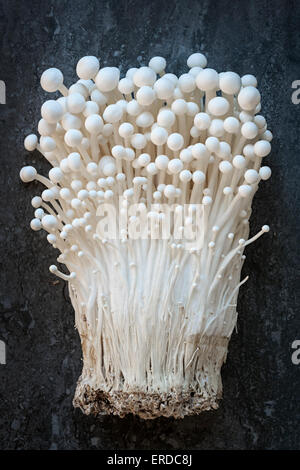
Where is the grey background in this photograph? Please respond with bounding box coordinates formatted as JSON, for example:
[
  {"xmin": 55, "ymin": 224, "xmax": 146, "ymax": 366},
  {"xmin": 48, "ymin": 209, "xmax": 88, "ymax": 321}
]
[{"xmin": 0, "ymin": 0, "xmax": 299, "ymax": 450}]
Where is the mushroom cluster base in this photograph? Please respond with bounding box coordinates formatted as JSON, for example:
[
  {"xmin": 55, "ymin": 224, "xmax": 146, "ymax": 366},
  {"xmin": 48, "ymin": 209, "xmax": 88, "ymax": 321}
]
[
  {"xmin": 73, "ymin": 333, "xmax": 229, "ymax": 419},
  {"xmin": 74, "ymin": 385, "xmax": 221, "ymax": 419}
]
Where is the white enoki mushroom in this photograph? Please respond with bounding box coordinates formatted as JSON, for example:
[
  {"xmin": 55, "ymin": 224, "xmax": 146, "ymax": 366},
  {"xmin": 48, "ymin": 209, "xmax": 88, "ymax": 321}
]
[{"xmin": 21, "ymin": 53, "xmax": 272, "ymax": 419}]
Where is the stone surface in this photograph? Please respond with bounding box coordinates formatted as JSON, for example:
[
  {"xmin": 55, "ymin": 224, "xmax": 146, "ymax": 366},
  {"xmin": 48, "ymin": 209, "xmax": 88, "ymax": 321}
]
[{"xmin": 0, "ymin": 0, "xmax": 299, "ymax": 450}]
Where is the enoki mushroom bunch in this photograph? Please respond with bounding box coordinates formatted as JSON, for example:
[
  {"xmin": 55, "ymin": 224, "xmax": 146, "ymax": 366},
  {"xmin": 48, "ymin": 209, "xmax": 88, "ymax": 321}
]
[{"xmin": 20, "ymin": 53, "xmax": 272, "ymax": 419}]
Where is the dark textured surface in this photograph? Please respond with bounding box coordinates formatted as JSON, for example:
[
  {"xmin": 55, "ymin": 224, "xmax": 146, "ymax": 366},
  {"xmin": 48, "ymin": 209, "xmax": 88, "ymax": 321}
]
[{"xmin": 0, "ymin": 0, "xmax": 299, "ymax": 450}]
